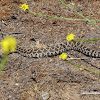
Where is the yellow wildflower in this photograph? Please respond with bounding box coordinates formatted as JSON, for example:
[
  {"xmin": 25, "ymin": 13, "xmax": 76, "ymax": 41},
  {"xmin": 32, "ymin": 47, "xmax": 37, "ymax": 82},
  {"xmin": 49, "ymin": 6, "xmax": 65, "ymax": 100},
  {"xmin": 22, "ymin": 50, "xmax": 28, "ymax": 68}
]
[
  {"xmin": 20, "ymin": 4, "xmax": 29, "ymax": 11},
  {"xmin": 59, "ymin": 53, "xmax": 68, "ymax": 60},
  {"xmin": 1, "ymin": 36, "xmax": 17, "ymax": 54},
  {"xmin": 66, "ymin": 33, "xmax": 75, "ymax": 42}
]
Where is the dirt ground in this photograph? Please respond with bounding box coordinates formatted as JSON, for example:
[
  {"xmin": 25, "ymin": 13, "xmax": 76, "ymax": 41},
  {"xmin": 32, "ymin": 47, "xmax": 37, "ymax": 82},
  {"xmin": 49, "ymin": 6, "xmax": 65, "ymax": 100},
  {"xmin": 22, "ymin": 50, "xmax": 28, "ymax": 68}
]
[{"xmin": 0, "ymin": 0, "xmax": 100, "ymax": 100}]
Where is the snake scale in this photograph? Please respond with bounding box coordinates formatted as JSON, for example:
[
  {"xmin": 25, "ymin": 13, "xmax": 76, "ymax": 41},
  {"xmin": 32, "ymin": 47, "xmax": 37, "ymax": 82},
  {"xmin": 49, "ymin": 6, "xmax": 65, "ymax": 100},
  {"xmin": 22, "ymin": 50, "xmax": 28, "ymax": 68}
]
[{"xmin": 16, "ymin": 41, "xmax": 100, "ymax": 58}]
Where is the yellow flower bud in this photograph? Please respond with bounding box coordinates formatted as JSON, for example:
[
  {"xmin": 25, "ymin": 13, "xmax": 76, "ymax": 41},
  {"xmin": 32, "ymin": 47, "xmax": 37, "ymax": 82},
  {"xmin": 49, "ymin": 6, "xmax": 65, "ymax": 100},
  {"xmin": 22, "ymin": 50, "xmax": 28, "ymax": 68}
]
[
  {"xmin": 59, "ymin": 53, "xmax": 67, "ymax": 60},
  {"xmin": 66, "ymin": 33, "xmax": 75, "ymax": 42},
  {"xmin": 1, "ymin": 36, "xmax": 17, "ymax": 54},
  {"xmin": 20, "ymin": 4, "xmax": 29, "ymax": 11}
]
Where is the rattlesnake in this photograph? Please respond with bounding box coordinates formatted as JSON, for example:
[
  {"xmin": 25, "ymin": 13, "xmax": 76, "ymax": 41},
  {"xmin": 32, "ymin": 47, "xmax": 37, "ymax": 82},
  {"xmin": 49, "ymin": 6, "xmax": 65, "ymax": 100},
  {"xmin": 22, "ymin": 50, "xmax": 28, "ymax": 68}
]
[{"xmin": 16, "ymin": 41, "xmax": 100, "ymax": 58}]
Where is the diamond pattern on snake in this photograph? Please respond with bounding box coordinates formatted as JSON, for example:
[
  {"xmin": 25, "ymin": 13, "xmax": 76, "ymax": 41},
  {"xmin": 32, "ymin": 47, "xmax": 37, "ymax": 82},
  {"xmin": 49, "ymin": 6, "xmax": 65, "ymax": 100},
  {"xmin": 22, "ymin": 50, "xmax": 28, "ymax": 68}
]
[{"xmin": 16, "ymin": 41, "xmax": 100, "ymax": 58}]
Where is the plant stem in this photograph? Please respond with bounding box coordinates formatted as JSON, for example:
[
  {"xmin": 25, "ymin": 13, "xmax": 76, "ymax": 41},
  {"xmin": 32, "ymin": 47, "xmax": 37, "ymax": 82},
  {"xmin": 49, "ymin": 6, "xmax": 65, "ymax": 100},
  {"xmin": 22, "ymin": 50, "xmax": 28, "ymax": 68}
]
[{"xmin": 0, "ymin": 54, "xmax": 8, "ymax": 74}]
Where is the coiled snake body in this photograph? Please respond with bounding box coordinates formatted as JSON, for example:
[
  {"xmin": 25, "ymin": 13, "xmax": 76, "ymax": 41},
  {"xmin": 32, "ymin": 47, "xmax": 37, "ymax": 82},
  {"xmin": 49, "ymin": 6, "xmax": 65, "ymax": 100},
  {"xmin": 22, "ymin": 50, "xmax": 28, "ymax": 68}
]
[{"xmin": 16, "ymin": 41, "xmax": 100, "ymax": 58}]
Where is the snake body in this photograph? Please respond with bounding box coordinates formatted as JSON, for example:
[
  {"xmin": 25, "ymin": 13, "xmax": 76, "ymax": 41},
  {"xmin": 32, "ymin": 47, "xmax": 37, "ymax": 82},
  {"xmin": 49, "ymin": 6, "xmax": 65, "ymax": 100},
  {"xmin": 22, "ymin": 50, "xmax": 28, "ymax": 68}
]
[{"xmin": 16, "ymin": 41, "xmax": 100, "ymax": 58}]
